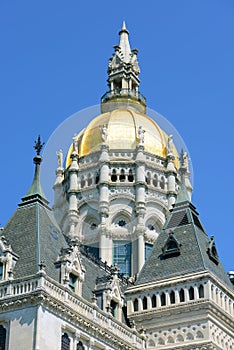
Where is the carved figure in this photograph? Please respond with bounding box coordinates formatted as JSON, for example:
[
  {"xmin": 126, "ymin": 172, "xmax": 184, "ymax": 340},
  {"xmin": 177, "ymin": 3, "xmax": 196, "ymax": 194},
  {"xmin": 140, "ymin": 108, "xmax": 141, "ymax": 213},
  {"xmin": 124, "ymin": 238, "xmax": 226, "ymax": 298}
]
[
  {"xmin": 138, "ymin": 126, "xmax": 145, "ymax": 144},
  {"xmin": 167, "ymin": 134, "xmax": 173, "ymax": 155},
  {"xmin": 56, "ymin": 149, "xmax": 63, "ymax": 168},
  {"xmin": 73, "ymin": 134, "xmax": 78, "ymax": 152},
  {"xmin": 101, "ymin": 124, "xmax": 108, "ymax": 143},
  {"xmin": 182, "ymin": 151, "xmax": 189, "ymax": 170}
]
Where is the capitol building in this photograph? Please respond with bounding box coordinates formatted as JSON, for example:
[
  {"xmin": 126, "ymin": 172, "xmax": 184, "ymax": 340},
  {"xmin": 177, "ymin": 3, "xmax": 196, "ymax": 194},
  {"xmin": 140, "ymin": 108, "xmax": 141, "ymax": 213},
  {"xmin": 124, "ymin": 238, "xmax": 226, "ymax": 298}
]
[{"xmin": 0, "ymin": 23, "xmax": 233, "ymax": 350}]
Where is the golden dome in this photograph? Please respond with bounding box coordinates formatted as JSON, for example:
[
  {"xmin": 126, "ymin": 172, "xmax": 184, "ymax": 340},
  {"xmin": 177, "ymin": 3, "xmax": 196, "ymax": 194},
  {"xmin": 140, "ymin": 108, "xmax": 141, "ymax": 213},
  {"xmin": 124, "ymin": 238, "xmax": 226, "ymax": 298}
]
[{"xmin": 66, "ymin": 109, "xmax": 179, "ymax": 168}]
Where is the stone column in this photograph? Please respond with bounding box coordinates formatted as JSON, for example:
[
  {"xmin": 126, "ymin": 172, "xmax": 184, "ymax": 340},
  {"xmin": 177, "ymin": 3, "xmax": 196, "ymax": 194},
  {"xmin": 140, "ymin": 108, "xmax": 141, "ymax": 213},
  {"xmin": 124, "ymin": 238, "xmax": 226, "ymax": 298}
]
[
  {"xmin": 166, "ymin": 154, "xmax": 177, "ymax": 209},
  {"xmin": 98, "ymin": 143, "xmax": 111, "ymax": 264},
  {"xmin": 67, "ymin": 151, "xmax": 79, "ymax": 239},
  {"xmin": 194, "ymin": 285, "xmax": 199, "ymax": 300},
  {"xmin": 175, "ymin": 289, "xmax": 180, "ymax": 304},
  {"xmin": 135, "ymin": 140, "xmax": 146, "ymax": 274}
]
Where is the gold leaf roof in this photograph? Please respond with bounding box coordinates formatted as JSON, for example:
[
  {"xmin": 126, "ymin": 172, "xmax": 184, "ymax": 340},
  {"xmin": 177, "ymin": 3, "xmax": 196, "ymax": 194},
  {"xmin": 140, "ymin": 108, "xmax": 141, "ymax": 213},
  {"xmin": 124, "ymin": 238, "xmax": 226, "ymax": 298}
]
[{"xmin": 66, "ymin": 109, "xmax": 179, "ymax": 168}]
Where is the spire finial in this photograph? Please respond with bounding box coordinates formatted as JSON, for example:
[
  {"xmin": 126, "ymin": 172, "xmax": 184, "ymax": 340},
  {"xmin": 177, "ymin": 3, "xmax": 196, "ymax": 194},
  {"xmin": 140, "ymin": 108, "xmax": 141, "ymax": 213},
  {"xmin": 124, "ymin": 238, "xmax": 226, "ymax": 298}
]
[
  {"xmin": 34, "ymin": 135, "xmax": 45, "ymax": 156},
  {"xmin": 20, "ymin": 135, "xmax": 49, "ymax": 206},
  {"xmin": 118, "ymin": 21, "xmax": 131, "ymax": 61},
  {"xmin": 119, "ymin": 21, "xmax": 129, "ymax": 34}
]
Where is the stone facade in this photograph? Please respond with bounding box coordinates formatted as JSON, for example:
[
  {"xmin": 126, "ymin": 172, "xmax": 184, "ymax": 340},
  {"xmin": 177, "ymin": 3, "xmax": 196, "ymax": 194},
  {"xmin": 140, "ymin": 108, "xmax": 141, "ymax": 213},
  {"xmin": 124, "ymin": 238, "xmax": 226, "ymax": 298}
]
[{"xmin": 0, "ymin": 23, "xmax": 233, "ymax": 350}]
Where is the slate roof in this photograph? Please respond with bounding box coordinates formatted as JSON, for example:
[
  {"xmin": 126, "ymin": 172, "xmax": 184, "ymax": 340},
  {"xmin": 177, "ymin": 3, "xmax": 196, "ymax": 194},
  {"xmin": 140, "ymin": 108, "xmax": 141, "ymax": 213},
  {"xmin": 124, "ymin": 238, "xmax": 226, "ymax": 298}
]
[
  {"xmin": 3, "ymin": 200, "xmax": 68, "ymax": 281},
  {"xmin": 136, "ymin": 189, "xmax": 233, "ymax": 290}
]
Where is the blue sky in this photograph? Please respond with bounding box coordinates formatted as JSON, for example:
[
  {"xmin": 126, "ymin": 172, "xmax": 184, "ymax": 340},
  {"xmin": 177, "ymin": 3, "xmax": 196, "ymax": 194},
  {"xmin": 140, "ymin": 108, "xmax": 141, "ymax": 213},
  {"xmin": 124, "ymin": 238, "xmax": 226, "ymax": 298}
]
[{"xmin": 0, "ymin": 1, "xmax": 233, "ymax": 271}]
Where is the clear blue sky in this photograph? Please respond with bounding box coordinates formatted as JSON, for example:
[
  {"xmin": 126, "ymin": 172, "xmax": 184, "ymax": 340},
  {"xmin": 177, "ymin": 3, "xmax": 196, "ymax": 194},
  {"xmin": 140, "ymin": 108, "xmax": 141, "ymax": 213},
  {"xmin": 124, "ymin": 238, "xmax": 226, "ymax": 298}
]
[{"xmin": 0, "ymin": 1, "xmax": 233, "ymax": 271}]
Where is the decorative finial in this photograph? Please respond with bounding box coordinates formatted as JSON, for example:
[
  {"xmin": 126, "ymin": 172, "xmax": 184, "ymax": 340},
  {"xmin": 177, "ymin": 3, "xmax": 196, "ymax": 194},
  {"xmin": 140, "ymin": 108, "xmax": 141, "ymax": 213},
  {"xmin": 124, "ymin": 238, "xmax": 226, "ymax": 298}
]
[
  {"xmin": 34, "ymin": 135, "xmax": 45, "ymax": 156},
  {"xmin": 119, "ymin": 21, "xmax": 129, "ymax": 34}
]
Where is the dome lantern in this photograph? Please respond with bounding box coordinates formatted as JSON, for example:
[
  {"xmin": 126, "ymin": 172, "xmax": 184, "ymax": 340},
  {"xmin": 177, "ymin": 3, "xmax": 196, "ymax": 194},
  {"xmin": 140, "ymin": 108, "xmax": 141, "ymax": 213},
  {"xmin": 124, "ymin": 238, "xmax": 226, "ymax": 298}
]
[{"xmin": 101, "ymin": 22, "xmax": 146, "ymax": 114}]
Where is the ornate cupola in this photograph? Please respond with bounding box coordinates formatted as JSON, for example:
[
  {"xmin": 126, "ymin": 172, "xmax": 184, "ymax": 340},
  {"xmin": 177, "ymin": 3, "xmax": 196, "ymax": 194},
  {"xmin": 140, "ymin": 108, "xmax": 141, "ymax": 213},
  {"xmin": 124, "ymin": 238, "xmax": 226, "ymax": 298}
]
[{"xmin": 101, "ymin": 22, "xmax": 146, "ymax": 114}]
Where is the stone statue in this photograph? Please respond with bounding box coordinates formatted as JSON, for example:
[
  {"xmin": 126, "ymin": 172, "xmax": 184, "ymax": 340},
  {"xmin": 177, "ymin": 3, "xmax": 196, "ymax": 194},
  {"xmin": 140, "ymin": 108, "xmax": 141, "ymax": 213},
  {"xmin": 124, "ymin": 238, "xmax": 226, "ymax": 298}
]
[
  {"xmin": 138, "ymin": 126, "xmax": 145, "ymax": 144},
  {"xmin": 182, "ymin": 151, "xmax": 189, "ymax": 170},
  {"xmin": 101, "ymin": 124, "xmax": 108, "ymax": 143},
  {"xmin": 56, "ymin": 149, "xmax": 63, "ymax": 168},
  {"xmin": 73, "ymin": 134, "xmax": 78, "ymax": 152},
  {"xmin": 167, "ymin": 134, "xmax": 173, "ymax": 156}
]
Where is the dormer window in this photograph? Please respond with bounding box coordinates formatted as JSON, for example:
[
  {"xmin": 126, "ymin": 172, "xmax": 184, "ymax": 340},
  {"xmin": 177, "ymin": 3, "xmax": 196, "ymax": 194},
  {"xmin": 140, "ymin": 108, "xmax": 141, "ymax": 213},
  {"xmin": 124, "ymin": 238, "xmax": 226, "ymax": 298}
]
[
  {"xmin": 207, "ymin": 236, "xmax": 219, "ymax": 265},
  {"xmin": 162, "ymin": 231, "xmax": 181, "ymax": 258},
  {"xmin": 69, "ymin": 273, "xmax": 77, "ymax": 292},
  {"xmin": 118, "ymin": 220, "xmax": 126, "ymax": 227},
  {"xmin": 90, "ymin": 223, "xmax": 97, "ymax": 230}
]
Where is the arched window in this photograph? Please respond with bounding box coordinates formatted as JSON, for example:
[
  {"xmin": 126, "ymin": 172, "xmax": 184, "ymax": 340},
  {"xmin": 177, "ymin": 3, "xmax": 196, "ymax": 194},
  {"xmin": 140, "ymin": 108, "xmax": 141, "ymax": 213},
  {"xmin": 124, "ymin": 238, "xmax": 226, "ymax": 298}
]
[
  {"xmin": 69, "ymin": 273, "xmax": 77, "ymax": 293},
  {"xmin": 77, "ymin": 341, "xmax": 85, "ymax": 350},
  {"xmin": 110, "ymin": 299, "xmax": 118, "ymax": 317},
  {"xmin": 153, "ymin": 174, "xmax": 158, "ymax": 187},
  {"xmin": 0, "ymin": 264, "xmax": 3, "ymax": 281},
  {"xmin": 189, "ymin": 286, "xmax": 195, "ymax": 300},
  {"xmin": 111, "ymin": 169, "xmax": 117, "ymax": 182},
  {"xmin": 145, "ymin": 172, "xmax": 151, "ymax": 185},
  {"xmin": 128, "ymin": 169, "xmax": 134, "ymax": 182},
  {"xmin": 0, "ymin": 325, "xmax": 6, "ymax": 350},
  {"xmin": 133, "ymin": 298, "xmax": 138, "ymax": 311},
  {"xmin": 87, "ymin": 174, "xmax": 92, "ymax": 186},
  {"xmin": 142, "ymin": 296, "xmax": 147, "ymax": 310},
  {"xmin": 170, "ymin": 290, "xmax": 175, "ymax": 304},
  {"xmin": 61, "ymin": 333, "xmax": 70, "ymax": 350},
  {"xmin": 195, "ymin": 331, "xmax": 204, "ymax": 339},
  {"xmin": 160, "ymin": 292, "xmax": 166, "ymax": 306},
  {"xmin": 160, "ymin": 176, "xmax": 165, "ymax": 189},
  {"xmin": 179, "ymin": 288, "xmax": 185, "ymax": 302},
  {"xmin": 198, "ymin": 284, "xmax": 204, "ymax": 298},
  {"xmin": 95, "ymin": 173, "xmax": 99, "ymax": 184},
  {"xmin": 151, "ymin": 294, "xmax": 156, "ymax": 308},
  {"xmin": 145, "ymin": 243, "xmax": 153, "ymax": 261},
  {"xmin": 119, "ymin": 169, "xmax": 125, "ymax": 182},
  {"xmin": 176, "ymin": 334, "xmax": 184, "ymax": 342},
  {"xmin": 158, "ymin": 338, "xmax": 165, "ymax": 345},
  {"xmin": 113, "ymin": 241, "xmax": 131, "ymax": 277},
  {"xmin": 80, "ymin": 176, "xmax": 85, "ymax": 188}
]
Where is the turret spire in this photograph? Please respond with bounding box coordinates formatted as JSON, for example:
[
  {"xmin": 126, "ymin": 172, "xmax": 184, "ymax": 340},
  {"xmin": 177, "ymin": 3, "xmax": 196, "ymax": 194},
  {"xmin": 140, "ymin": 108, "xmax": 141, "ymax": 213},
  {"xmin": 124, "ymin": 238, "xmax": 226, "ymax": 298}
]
[
  {"xmin": 20, "ymin": 136, "xmax": 49, "ymax": 207},
  {"xmin": 118, "ymin": 21, "xmax": 131, "ymax": 63},
  {"xmin": 101, "ymin": 23, "xmax": 146, "ymax": 114}
]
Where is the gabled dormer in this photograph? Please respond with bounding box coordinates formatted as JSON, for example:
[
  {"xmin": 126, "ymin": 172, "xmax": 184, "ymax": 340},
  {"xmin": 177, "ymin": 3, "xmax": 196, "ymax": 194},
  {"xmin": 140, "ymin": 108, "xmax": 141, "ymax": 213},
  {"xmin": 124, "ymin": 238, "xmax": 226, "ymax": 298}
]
[
  {"xmin": 56, "ymin": 240, "xmax": 86, "ymax": 295},
  {"xmin": 94, "ymin": 264, "xmax": 125, "ymax": 321},
  {"xmin": 0, "ymin": 234, "xmax": 18, "ymax": 281},
  {"xmin": 161, "ymin": 230, "xmax": 181, "ymax": 258}
]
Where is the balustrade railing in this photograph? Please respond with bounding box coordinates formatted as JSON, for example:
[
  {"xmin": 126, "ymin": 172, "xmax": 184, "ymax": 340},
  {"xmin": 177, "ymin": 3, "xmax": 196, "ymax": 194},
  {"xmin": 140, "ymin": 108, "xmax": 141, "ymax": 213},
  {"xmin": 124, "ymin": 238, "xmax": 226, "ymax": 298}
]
[
  {"xmin": 101, "ymin": 89, "xmax": 146, "ymax": 105},
  {"xmin": 0, "ymin": 274, "xmax": 143, "ymax": 348}
]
